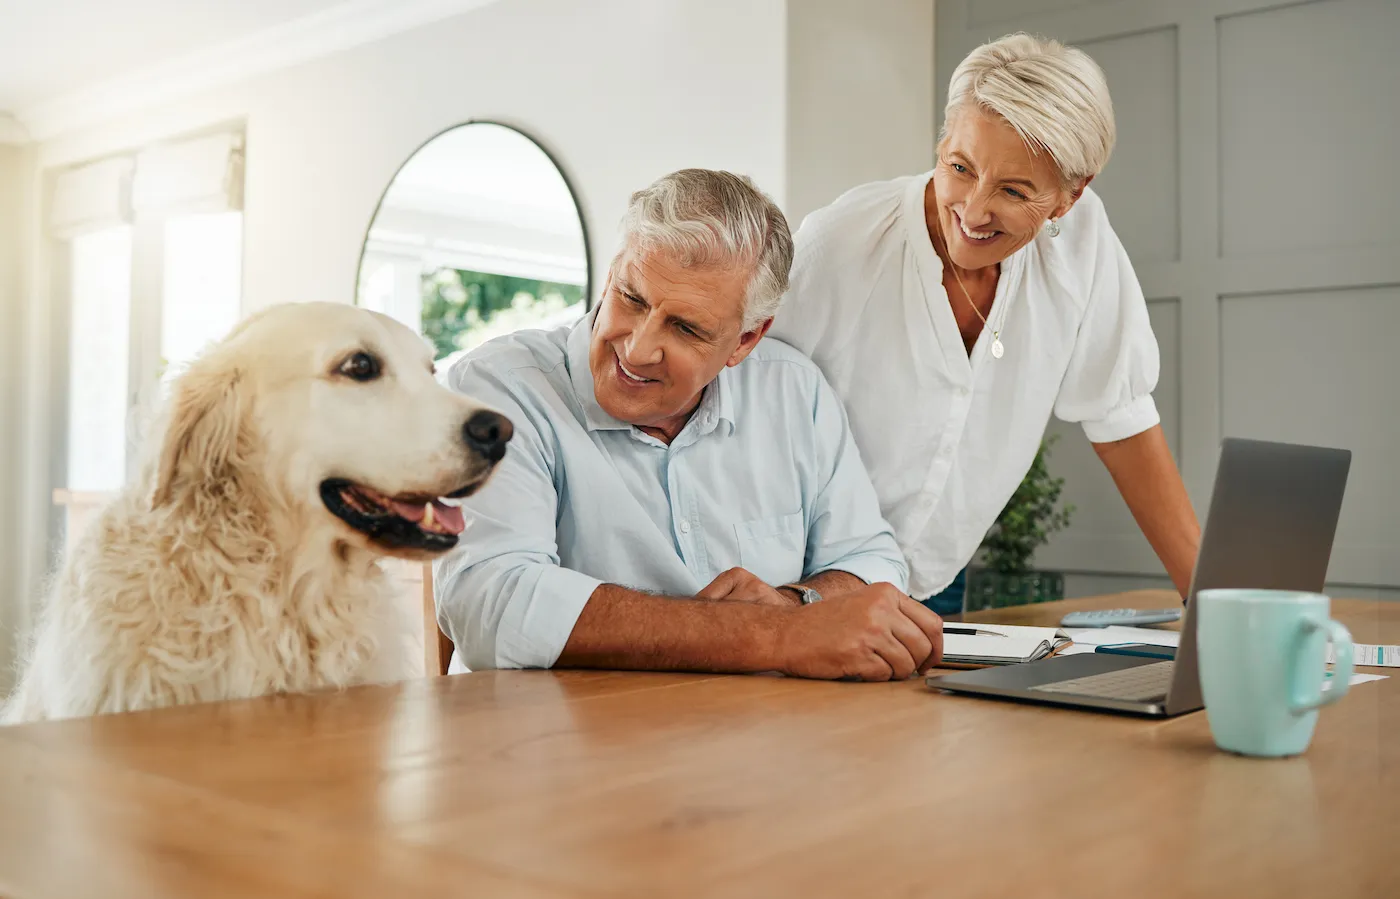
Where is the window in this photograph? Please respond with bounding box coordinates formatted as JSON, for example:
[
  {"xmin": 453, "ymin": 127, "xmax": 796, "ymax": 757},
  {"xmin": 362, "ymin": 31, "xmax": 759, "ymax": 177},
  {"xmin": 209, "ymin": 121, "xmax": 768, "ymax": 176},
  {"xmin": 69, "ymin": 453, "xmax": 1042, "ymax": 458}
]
[
  {"xmin": 49, "ymin": 130, "xmax": 244, "ymax": 492},
  {"xmin": 419, "ymin": 268, "xmax": 586, "ymax": 359},
  {"xmin": 160, "ymin": 211, "xmax": 243, "ymax": 388},
  {"xmin": 66, "ymin": 226, "xmax": 133, "ymax": 492}
]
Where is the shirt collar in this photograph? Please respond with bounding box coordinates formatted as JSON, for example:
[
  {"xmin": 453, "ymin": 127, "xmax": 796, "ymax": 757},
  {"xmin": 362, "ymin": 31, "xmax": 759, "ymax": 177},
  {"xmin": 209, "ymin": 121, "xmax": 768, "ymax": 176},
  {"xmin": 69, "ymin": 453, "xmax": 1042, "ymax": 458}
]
[
  {"xmin": 683, "ymin": 368, "xmax": 735, "ymax": 441},
  {"xmin": 564, "ymin": 306, "xmax": 738, "ymax": 438}
]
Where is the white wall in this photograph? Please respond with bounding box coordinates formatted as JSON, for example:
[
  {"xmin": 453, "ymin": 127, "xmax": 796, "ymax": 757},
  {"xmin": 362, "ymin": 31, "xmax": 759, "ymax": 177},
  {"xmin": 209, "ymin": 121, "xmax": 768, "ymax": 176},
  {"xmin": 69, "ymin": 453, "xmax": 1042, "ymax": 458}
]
[
  {"xmin": 33, "ymin": 0, "xmax": 789, "ymax": 312},
  {"xmin": 784, "ymin": 0, "xmax": 935, "ymax": 227},
  {"xmin": 0, "ymin": 143, "xmax": 34, "ymax": 691}
]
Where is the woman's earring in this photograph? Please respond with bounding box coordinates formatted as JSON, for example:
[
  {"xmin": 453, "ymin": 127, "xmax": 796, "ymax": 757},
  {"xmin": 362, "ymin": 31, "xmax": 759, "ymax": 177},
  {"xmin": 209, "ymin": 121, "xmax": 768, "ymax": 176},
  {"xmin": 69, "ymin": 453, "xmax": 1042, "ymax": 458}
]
[{"xmin": 1045, "ymin": 218, "xmax": 1061, "ymax": 238}]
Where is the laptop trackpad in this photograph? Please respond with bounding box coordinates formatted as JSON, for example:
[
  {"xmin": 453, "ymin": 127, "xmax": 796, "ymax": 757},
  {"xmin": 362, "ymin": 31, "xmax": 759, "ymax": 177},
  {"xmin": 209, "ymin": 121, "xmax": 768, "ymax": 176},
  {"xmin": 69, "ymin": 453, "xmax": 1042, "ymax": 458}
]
[{"xmin": 1027, "ymin": 660, "xmax": 1174, "ymax": 703}]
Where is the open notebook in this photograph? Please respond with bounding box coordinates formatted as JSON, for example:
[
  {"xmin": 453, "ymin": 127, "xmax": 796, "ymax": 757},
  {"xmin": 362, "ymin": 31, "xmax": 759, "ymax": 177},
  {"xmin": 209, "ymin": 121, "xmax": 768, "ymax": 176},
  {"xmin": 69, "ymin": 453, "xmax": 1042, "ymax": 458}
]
[{"xmin": 941, "ymin": 624, "xmax": 1073, "ymax": 667}]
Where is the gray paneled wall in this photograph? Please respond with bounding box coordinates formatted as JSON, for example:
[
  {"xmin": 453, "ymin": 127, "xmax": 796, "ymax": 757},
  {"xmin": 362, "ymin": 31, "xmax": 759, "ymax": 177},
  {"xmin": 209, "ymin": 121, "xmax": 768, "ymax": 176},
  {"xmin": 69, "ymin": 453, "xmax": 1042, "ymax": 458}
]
[
  {"xmin": 1072, "ymin": 23, "xmax": 1179, "ymax": 266},
  {"xmin": 1218, "ymin": 1, "xmax": 1398, "ymax": 258},
  {"xmin": 1220, "ymin": 287, "xmax": 1400, "ymax": 587},
  {"xmin": 1039, "ymin": 299, "xmax": 1181, "ymax": 576},
  {"xmin": 936, "ymin": 0, "xmax": 1400, "ymax": 593}
]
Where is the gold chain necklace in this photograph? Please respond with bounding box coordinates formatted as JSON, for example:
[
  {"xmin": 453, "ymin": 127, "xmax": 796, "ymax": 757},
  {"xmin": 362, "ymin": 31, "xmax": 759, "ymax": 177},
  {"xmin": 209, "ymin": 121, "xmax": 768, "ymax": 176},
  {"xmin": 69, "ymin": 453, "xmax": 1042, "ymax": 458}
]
[{"xmin": 934, "ymin": 223, "xmax": 1005, "ymax": 359}]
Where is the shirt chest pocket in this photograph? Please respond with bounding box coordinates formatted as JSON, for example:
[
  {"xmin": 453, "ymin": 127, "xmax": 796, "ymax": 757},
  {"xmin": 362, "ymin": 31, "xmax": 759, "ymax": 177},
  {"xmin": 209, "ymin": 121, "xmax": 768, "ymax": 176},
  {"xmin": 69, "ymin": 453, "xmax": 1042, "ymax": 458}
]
[{"xmin": 733, "ymin": 512, "xmax": 806, "ymax": 587}]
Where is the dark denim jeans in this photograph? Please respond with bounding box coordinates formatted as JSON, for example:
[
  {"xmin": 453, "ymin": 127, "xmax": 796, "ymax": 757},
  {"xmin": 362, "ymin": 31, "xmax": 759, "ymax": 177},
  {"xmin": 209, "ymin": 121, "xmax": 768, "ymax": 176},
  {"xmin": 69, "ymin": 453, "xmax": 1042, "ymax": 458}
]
[{"xmin": 919, "ymin": 567, "xmax": 966, "ymax": 618}]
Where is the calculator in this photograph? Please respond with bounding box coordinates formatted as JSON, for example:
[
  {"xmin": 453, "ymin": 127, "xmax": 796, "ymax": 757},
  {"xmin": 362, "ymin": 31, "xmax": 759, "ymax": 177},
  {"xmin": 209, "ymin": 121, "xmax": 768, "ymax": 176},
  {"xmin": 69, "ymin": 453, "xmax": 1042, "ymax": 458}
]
[{"xmin": 1058, "ymin": 608, "xmax": 1182, "ymax": 628}]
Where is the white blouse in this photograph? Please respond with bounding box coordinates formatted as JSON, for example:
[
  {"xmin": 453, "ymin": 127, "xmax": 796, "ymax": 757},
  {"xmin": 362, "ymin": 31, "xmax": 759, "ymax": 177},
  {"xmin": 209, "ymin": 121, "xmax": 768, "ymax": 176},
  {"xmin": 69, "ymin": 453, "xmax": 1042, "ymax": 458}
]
[{"xmin": 769, "ymin": 172, "xmax": 1161, "ymax": 599}]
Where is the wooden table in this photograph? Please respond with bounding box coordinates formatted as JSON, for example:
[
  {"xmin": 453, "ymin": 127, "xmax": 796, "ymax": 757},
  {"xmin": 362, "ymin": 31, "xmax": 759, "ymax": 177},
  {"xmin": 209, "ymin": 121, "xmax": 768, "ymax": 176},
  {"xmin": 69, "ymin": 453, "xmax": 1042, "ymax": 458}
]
[{"xmin": 1, "ymin": 590, "xmax": 1395, "ymax": 898}]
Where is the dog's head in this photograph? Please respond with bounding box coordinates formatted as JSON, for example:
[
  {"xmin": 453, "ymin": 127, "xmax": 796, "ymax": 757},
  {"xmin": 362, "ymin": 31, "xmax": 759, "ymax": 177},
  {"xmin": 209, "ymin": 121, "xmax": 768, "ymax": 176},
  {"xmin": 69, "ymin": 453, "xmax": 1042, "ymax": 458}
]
[{"xmin": 149, "ymin": 302, "xmax": 512, "ymax": 560}]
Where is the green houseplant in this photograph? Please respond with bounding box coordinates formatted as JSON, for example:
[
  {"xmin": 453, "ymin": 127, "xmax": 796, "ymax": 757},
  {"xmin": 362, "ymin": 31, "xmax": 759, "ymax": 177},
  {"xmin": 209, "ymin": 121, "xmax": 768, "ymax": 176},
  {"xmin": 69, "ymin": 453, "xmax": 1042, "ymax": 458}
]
[{"xmin": 964, "ymin": 434, "xmax": 1075, "ymax": 611}]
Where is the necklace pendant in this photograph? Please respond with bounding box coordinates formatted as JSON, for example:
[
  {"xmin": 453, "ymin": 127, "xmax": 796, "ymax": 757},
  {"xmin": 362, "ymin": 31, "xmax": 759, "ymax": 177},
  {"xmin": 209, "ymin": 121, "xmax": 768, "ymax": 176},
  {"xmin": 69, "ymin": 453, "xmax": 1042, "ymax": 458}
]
[{"xmin": 991, "ymin": 336, "xmax": 1005, "ymax": 359}]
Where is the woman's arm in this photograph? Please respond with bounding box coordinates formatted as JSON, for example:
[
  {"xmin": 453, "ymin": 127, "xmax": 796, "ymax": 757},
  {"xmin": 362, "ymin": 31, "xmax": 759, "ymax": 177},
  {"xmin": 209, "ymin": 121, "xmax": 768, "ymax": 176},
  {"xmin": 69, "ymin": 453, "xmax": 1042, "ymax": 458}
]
[{"xmin": 1092, "ymin": 424, "xmax": 1201, "ymax": 599}]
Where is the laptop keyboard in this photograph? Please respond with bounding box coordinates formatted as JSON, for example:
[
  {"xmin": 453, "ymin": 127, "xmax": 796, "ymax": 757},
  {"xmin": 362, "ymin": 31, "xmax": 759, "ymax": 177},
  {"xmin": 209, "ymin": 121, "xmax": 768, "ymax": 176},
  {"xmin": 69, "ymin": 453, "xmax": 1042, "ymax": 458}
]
[{"xmin": 1029, "ymin": 661, "xmax": 1174, "ymax": 703}]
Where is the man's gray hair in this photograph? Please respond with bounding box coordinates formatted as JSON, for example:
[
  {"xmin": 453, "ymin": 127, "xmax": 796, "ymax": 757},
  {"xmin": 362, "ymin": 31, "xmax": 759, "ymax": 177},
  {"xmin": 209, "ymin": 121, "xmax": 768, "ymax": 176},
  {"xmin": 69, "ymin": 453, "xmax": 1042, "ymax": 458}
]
[{"xmin": 617, "ymin": 169, "xmax": 793, "ymax": 332}]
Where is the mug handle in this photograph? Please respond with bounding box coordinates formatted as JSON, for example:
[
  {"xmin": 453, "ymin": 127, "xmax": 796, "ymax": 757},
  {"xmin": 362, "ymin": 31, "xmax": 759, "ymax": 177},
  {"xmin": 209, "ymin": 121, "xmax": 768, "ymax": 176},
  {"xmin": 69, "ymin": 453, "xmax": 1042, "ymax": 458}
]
[{"xmin": 1290, "ymin": 616, "xmax": 1354, "ymax": 714}]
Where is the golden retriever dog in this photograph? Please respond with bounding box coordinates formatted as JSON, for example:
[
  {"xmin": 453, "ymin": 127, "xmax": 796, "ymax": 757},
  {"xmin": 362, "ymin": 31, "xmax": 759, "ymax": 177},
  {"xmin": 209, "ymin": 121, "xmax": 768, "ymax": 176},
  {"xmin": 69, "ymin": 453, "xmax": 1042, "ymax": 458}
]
[{"xmin": 2, "ymin": 302, "xmax": 511, "ymax": 723}]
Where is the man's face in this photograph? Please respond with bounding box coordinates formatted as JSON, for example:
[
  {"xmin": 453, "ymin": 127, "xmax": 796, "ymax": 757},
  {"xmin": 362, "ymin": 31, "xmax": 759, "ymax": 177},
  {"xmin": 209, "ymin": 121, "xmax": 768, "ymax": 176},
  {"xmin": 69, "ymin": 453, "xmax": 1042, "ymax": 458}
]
[{"xmin": 588, "ymin": 246, "xmax": 768, "ymax": 441}]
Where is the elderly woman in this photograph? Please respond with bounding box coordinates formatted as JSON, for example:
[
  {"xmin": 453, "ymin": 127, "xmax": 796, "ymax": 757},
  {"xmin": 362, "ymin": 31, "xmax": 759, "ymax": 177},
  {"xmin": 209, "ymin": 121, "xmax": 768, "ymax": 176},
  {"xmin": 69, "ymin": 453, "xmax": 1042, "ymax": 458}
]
[{"xmin": 770, "ymin": 33, "xmax": 1200, "ymax": 606}]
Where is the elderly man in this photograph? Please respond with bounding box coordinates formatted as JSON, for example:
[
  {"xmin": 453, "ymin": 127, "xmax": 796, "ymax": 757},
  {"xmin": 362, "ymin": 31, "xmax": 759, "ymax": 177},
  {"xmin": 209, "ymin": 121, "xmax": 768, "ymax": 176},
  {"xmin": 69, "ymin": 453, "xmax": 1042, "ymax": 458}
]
[{"xmin": 434, "ymin": 169, "xmax": 943, "ymax": 682}]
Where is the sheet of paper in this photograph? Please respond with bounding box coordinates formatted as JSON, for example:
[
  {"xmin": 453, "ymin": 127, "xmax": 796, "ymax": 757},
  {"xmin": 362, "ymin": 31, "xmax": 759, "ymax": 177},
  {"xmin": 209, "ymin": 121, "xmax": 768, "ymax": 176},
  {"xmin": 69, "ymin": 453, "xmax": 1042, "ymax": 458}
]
[
  {"xmin": 941, "ymin": 624, "xmax": 1072, "ymax": 663},
  {"xmin": 1323, "ymin": 672, "xmax": 1388, "ymax": 692},
  {"xmin": 1329, "ymin": 644, "xmax": 1400, "ymax": 667},
  {"xmin": 1064, "ymin": 626, "xmax": 1181, "ymax": 649},
  {"xmin": 942, "ymin": 633, "xmax": 1051, "ymax": 662}
]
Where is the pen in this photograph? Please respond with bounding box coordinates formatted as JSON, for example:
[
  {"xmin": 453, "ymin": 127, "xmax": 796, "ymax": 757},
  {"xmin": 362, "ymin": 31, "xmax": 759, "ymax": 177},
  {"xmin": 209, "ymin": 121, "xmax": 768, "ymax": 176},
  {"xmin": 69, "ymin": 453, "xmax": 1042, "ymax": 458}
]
[{"xmin": 943, "ymin": 627, "xmax": 1005, "ymax": 637}]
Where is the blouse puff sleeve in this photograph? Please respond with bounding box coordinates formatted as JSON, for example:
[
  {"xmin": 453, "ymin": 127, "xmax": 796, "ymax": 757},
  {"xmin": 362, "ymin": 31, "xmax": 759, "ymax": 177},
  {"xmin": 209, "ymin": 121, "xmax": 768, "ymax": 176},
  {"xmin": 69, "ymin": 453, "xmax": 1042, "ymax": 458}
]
[{"xmin": 1051, "ymin": 192, "xmax": 1162, "ymax": 444}]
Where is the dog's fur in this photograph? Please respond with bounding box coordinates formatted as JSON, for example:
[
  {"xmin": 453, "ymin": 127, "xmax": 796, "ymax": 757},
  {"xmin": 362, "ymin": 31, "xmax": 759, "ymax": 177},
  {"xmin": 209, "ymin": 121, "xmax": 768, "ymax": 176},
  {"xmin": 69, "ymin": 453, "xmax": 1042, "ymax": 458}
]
[{"xmin": 3, "ymin": 302, "xmax": 501, "ymax": 724}]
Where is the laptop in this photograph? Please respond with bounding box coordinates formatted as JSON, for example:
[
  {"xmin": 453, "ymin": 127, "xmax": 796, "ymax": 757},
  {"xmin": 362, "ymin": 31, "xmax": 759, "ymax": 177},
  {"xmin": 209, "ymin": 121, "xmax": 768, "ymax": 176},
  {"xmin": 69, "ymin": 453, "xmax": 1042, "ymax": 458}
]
[{"xmin": 928, "ymin": 437, "xmax": 1352, "ymax": 717}]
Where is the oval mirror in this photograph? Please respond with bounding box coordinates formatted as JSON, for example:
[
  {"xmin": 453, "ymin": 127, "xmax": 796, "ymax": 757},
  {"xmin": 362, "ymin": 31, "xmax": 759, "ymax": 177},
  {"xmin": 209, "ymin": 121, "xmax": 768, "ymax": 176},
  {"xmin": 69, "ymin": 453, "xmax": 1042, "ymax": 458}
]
[{"xmin": 355, "ymin": 122, "xmax": 591, "ymax": 366}]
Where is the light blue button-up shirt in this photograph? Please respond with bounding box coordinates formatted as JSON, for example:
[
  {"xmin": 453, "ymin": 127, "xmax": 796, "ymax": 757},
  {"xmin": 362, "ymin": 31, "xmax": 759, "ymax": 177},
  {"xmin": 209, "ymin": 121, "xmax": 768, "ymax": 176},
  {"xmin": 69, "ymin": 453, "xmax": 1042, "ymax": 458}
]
[{"xmin": 434, "ymin": 314, "xmax": 908, "ymax": 671}]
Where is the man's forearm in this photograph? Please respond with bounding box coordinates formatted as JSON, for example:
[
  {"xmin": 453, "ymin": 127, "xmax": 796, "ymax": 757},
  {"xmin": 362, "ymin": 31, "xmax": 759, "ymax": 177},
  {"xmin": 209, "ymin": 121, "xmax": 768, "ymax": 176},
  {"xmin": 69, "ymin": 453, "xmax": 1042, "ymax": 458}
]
[
  {"xmin": 556, "ymin": 584, "xmax": 793, "ymax": 672},
  {"xmin": 791, "ymin": 570, "xmax": 867, "ymax": 599}
]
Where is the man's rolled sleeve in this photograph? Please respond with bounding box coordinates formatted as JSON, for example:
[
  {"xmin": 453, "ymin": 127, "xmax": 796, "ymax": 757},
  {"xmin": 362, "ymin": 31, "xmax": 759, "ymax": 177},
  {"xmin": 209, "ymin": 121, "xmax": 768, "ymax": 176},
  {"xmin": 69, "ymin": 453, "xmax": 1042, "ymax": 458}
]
[
  {"xmin": 493, "ymin": 565, "xmax": 603, "ymax": 669},
  {"xmin": 432, "ymin": 364, "xmax": 598, "ymax": 670}
]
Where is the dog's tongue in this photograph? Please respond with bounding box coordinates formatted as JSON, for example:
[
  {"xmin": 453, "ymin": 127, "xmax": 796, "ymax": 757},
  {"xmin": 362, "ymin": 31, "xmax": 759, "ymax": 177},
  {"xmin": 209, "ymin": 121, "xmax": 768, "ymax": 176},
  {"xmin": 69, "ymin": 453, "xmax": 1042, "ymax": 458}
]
[
  {"xmin": 429, "ymin": 501, "xmax": 465, "ymax": 534},
  {"xmin": 387, "ymin": 498, "xmax": 465, "ymax": 535},
  {"xmin": 387, "ymin": 498, "xmax": 427, "ymax": 523}
]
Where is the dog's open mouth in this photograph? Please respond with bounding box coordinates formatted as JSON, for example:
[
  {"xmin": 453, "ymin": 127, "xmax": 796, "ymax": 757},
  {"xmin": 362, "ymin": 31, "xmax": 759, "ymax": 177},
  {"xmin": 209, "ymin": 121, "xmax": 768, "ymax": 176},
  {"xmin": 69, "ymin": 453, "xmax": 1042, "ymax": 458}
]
[{"xmin": 320, "ymin": 478, "xmax": 479, "ymax": 552}]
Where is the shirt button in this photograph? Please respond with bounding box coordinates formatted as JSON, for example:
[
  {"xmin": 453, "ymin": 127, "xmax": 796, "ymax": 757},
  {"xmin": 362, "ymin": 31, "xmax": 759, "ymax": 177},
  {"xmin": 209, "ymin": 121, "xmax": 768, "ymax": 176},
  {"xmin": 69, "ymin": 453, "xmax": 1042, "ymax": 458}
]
[{"xmin": 680, "ymin": 521, "xmax": 692, "ymax": 534}]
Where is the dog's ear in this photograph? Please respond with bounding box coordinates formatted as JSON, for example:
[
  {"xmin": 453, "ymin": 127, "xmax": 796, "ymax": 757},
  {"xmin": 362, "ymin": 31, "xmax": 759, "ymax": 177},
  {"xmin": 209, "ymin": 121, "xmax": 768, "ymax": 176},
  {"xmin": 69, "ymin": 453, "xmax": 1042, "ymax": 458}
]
[{"xmin": 151, "ymin": 361, "xmax": 250, "ymax": 508}]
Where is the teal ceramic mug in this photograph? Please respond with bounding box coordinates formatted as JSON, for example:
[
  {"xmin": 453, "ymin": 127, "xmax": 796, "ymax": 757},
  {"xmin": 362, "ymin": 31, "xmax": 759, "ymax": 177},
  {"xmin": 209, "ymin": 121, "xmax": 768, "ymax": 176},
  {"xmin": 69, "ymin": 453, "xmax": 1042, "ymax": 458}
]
[{"xmin": 1196, "ymin": 589, "xmax": 1355, "ymax": 757}]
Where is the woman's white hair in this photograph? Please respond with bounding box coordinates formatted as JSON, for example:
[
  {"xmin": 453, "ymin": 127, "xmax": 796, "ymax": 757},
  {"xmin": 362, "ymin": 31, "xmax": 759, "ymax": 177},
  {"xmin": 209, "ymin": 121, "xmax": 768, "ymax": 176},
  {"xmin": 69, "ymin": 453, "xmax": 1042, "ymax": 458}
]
[
  {"xmin": 616, "ymin": 169, "xmax": 793, "ymax": 332},
  {"xmin": 942, "ymin": 32, "xmax": 1116, "ymax": 184}
]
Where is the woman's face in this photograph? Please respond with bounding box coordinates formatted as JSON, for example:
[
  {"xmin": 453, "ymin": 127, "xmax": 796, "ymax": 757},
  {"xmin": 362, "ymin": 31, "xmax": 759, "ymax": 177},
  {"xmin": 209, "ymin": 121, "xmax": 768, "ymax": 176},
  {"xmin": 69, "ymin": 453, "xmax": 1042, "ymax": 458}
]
[{"xmin": 930, "ymin": 107, "xmax": 1080, "ymax": 271}]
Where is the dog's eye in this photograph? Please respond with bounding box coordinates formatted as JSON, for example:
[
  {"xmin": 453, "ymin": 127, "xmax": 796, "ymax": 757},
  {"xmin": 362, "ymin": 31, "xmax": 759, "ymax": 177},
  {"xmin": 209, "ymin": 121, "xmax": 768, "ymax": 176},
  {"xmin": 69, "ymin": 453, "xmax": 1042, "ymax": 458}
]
[{"xmin": 340, "ymin": 352, "xmax": 381, "ymax": 382}]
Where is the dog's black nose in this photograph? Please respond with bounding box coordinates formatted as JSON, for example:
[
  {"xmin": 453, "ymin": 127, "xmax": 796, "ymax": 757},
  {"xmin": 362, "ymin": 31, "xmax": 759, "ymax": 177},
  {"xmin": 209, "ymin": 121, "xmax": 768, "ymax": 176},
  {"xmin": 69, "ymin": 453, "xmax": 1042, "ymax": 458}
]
[{"xmin": 462, "ymin": 410, "xmax": 513, "ymax": 462}]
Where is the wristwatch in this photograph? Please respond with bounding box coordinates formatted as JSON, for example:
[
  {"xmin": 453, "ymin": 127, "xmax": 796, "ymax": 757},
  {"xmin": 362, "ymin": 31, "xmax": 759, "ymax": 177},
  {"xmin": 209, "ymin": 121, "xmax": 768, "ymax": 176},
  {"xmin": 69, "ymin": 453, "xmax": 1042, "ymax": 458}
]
[{"xmin": 780, "ymin": 584, "xmax": 823, "ymax": 605}]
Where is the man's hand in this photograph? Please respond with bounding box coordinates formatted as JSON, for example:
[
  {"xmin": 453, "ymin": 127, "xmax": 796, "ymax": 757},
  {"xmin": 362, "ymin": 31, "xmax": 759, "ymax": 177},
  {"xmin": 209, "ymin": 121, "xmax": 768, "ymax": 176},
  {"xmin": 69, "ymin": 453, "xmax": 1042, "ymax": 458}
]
[
  {"xmin": 774, "ymin": 583, "xmax": 943, "ymax": 680},
  {"xmin": 696, "ymin": 567, "xmax": 795, "ymax": 607}
]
